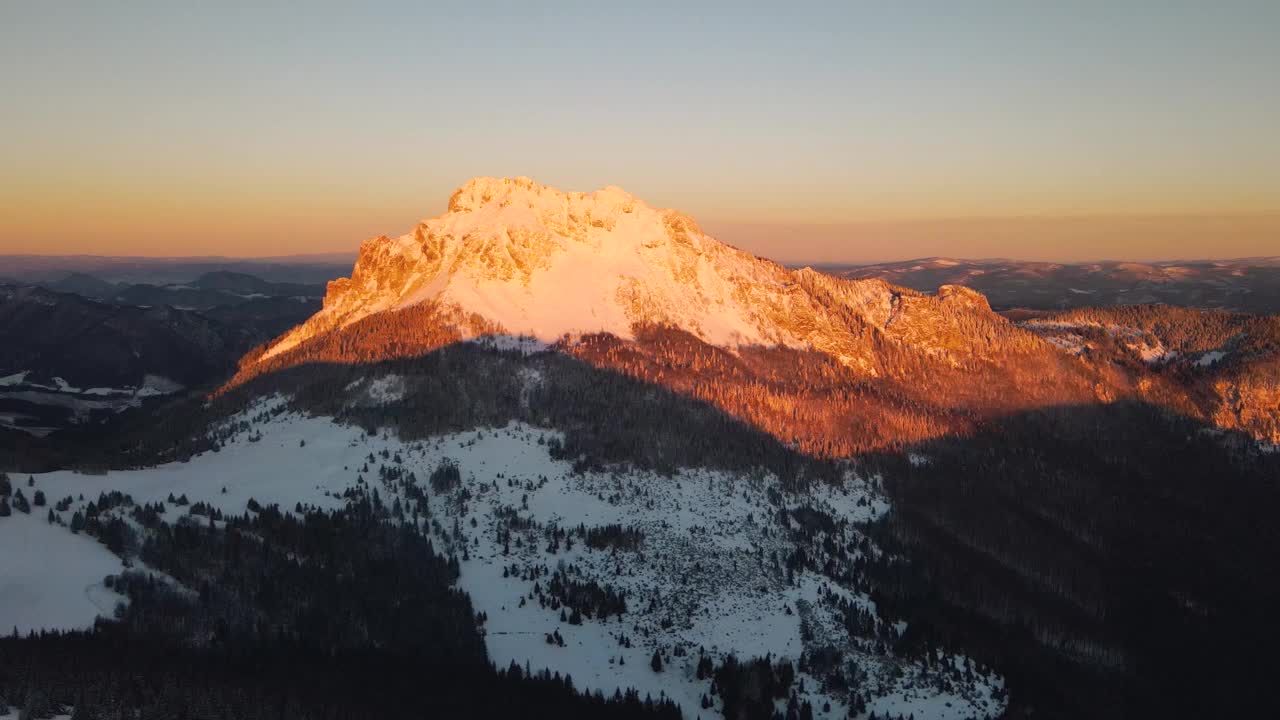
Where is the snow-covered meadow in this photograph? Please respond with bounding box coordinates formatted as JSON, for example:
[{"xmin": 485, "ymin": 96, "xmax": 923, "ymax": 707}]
[{"xmin": 0, "ymin": 510, "xmax": 126, "ymax": 634}]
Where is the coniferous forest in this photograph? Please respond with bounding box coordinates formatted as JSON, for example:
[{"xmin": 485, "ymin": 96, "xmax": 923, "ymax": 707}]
[
  {"xmin": 0, "ymin": 489, "xmax": 681, "ymax": 719},
  {"xmin": 864, "ymin": 402, "xmax": 1280, "ymax": 719}
]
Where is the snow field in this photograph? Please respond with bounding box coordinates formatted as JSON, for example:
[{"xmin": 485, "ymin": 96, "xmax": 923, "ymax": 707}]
[
  {"xmin": 0, "ymin": 510, "xmax": 127, "ymax": 634},
  {"xmin": 1, "ymin": 399, "xmax": 1004, "ymax": 718}
]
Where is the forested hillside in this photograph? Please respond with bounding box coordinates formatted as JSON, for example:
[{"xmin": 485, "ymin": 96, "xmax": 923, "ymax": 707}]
[
  {"xmin": 118, "ymin": 334, "xmax": 1280, "ymax": 717},
  {"xmin": 864, "ymin": 402, "xmax": 1280, "ymax": 718},
  {"xmin": 0, "ymin": 474, "xmax": 681, "ymax": 720}
]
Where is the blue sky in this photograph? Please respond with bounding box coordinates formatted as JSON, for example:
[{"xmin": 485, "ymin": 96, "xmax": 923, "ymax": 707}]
[{"xmin": 2, "ymin": 1, "xmax": 1277, "ymax": 261}]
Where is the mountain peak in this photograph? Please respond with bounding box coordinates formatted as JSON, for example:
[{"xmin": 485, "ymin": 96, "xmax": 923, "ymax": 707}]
[
  {"xmin": 445, "ymin": 176, "xmax": 641, "ymax": 218},
  {"xmin": 447, "ymin": 176, "xmax": 543, "ymax": 212},
  {"xmin": 252, "ymin": 178, "xmax": 1011, "ymax": 373}
]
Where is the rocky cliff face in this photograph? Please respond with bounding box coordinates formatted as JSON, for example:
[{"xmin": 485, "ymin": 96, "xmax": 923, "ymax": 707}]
[{"xmin": 255, "ymin": 177, "xmax": 1045, "ymax": 374}]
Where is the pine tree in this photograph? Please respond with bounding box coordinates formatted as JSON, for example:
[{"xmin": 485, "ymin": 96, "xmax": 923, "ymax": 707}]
[
  {"xmin": 0, "ymin": 472, "xmax": 10, "ymax": 497},
  {"xmin": 0, "ymin": 497, "xmax": 10, "ymax": 517},
  {"xmin": 70, "ymin": 690, "xmax": 90, "ymax": 720},
  {"xmin": 33, "ymin": 490, "xmax": 45, "ymax": 507},
  {"xmin": 650, "ymin": 649, "xmax": 663, "ymax": 672},
  {"xmin": 19, "ymin": 688, "xmax": 45, "ymax": 720},
  {"xmin": 13, "ymin": 489, "xmax": 30, "ymax": 514}
]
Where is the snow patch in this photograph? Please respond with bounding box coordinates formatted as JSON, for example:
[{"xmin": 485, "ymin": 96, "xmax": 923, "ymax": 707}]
[
  {"xmin": 1130, "ymin": 341, "xmax": 1177, "ymax": 365},
  {"xmin": 1197, "ymin": 350, "xmax": 1226, "ymax": 367},
  {"xmin": 366, "ymin": 374, "xmax": 407, "ymax": 404},
  {"xmin": 1044, "ymin": 334, "xmax": 1087, "ymax": 356},
  {"xmin": 52, "ymin": 377, "xmax": 82, "ymax": 393},
  {"xmin": 469, "ymin": 333, "xmax": 549, "ymax": 354},
  {"xmin": 137, "ymin": 374, "xmax": 184, "ymax": 397},
  {"xmin": 0, "ymin": 371, "xmax": 29, "ymax": 387},
  {"xmin": 0, "ymin": 511, "xmax": 128, "ymax": 633}
]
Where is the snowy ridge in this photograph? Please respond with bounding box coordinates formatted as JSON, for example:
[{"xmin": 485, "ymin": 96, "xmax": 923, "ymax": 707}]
[{"xmin": 257, "ymin": 177, "xmax": 954, "ymax": 372}]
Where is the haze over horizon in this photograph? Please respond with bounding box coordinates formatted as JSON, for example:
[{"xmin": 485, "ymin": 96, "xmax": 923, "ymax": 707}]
[
  {"xmin": 3, "ymin": 213, "xmax": 1280, "ymax": 268},
  {"xmin": 3, "ymin": 2, "xmax": 1277, "ymax": 263}
]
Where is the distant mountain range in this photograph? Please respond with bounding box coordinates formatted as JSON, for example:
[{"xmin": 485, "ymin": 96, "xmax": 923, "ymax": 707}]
[
  {"xmin": 818, "ymin": 256, "xmax": 1280, "ymax": 313},
  {"xmin": 0, "ymin": 270, "xmax": 325, "ymax": 437},
  {"xmin": 0, "ymin": 253, "xmax": 353, "ymax": 286},
  {"xmin": 36, "ymin": 270, "xmax": 325, "ymax": 309},
  {"xmin": 0, "ymin": 284, "xmax": 262, "ymax": 437}
]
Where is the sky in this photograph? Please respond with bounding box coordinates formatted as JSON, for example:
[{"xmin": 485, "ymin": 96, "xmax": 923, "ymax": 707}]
[{"xmin": 1, "ymin": 1, "xmax": 1277, "ymax": 264}]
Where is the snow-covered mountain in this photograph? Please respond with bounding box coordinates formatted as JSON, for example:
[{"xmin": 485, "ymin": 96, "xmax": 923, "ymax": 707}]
[
  {"xmin": 265, "ymin": 176, "xmax": 791, "ymax": 357},
  {"xmin": 238, "ymin": 177, "xmax": 1280, "ymax": 454},
  {"xmin": 257, "ymin": 177, "xmax": 1007, "ymax": 374}
]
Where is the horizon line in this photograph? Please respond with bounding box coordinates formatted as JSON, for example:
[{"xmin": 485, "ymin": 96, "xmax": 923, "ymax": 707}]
[{"xmin": 4, "ymin": 251, "xmax": 1280, "ymax": 268}]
